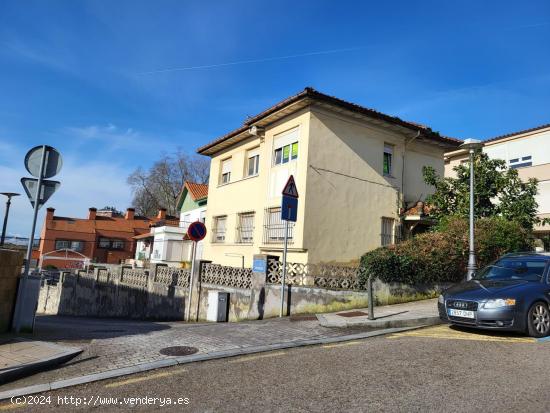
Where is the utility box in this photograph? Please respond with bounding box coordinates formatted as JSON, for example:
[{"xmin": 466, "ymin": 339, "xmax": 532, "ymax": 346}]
[{"xmin": 206, "ymin": 291, "xmax": 230, "ymax": 322}]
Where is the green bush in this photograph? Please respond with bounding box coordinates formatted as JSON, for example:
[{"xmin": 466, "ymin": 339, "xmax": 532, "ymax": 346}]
[{"xmin": 359, "ymin": 217, "xmax": 533, "ymax": 286}]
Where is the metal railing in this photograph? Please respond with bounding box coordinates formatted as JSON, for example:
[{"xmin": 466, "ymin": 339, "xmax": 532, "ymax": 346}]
[{"xmin": 263, "ymin": 207, "xmax": 294, "ymax": 244}]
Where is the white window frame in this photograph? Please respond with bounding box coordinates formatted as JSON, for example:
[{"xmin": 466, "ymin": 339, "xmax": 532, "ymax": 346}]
[
  {"xmin": 220, "ymin": 158, "xmax": 232, "ymax": 185},
  {"xmin": 237, "ymin": 212, "xmax": 255, "ymax": 243},
  {"xmin": 273, "ymin": 128, "xmax": 299, "ymax": 166},
  {"xmin": 246, "ymin": 148, "xmax": 260, "ymax": 177},
  {"xmin": 212, "ymin": 216, "xmax": 227, "ymax": 243},
  {"xmin": 383, "ymin": 144, "xmax": 393, "ymax": 176}
]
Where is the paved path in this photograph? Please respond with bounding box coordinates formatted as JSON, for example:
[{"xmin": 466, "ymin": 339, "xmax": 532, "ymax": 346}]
[
  {"xmin": 0, "ymin": 339, "xmax": 81, "ymax": 384},
  {"xmin": 7, "ymin": 324, "xmax": 550, "ymax": 412},
  {"xmin": 317, "ymin": 298, "xmax": 439, "ymax": 327}
]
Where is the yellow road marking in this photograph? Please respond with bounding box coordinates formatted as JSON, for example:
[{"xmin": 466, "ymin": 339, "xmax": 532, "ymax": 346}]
[
  {"xmin": 105, "ymin": 369, "xmax": 186, "ymax": 388},
  {"xmin": 0, "ymin": 403, "xmax": 26, "ymax": 411},
  {"xmin": 228, "ymin": 351, "xmax": 286, "ymax": 364},
  {"xmin": 322, "ymin": 341, "xmax": 362, "ymax": 349},
  {"xmin": 388, "ymin": 325, "xmax": 535, "ymax": 343}
]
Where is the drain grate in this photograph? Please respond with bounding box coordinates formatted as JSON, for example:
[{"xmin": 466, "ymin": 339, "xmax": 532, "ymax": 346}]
[{"xmin": 159, "ymin": 346, "xmax": 199, "ymax": 357}]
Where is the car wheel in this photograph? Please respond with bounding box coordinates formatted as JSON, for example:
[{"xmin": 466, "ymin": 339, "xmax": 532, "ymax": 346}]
[{"xmin": 527, "ymin": 302, "xmax": 550, "ymax": 338}]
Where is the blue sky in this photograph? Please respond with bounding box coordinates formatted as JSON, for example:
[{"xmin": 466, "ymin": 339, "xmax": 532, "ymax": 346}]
[{"xmin": 1, "ymin": 0, "xmax": 549, "ymax": 236}]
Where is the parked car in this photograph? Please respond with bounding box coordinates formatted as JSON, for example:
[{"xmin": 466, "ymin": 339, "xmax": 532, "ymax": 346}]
[{"xmin": 438, "ymin": 253, "xmax": 550, "ymax": 337}]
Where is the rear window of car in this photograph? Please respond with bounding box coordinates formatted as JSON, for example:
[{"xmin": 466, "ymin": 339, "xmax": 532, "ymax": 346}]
[{"xmin": 475, "ymin": 258, "xmax": 548, "ymax": 281}]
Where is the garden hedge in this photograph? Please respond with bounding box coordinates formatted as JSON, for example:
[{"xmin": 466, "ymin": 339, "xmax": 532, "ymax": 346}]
[{"xmin": 359, "ymin": 217, "xmax": 532, "ymax": 286}]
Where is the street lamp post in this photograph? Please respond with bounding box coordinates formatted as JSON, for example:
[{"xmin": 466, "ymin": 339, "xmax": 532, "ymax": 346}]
[
  {"xmin": 0, "ymin": 193, "xmax": 20, "ymax": 246},
  {"xmin": 459, "ymin": 139, "xmax": 483, "ymax": 281}
]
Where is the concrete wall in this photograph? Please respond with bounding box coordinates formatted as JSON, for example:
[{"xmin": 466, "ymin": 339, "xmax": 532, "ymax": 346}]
[
  {"xmin": 37, "ymin": 262, "xmax": 373, "ymax": 322},
  {"xmin": 0, "ymin": 249, "xmax": 23, "ymax": 332},
  {"xmin": 38, "ymin": 268, "xmax": 187, "ymax": 320}
]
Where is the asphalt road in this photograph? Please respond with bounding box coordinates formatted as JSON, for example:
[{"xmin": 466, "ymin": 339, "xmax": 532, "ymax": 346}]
[{"xmin": 3, "ymin": 325, "xmax": 550, "ymax": 412}]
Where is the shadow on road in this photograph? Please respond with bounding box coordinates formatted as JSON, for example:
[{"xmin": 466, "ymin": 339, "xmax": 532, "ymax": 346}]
[{"xmin": 25, "ymin": 315, "xmax": 173, "ymax": 342}]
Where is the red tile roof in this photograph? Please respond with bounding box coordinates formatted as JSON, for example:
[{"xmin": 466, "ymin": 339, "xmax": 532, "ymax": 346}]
[
  {"xmin": 185, "ymin": 182, "xmax": 208, "ymax": 201},
  {"xmin": 197, "ymin": 87, "xmax": 461, "ymax": 155}
]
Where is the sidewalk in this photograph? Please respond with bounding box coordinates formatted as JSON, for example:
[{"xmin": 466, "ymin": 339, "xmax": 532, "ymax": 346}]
[
  {"xmin": 0, "ymin": 299, "xmax": 438, "ymax": 399},
  {"xmin": 316, "ymin": 298, "xmax": 440, "ymax": 328},
  {"xmin": 0, "ymin": 339, "xmax": 81, "ymax": 384}
]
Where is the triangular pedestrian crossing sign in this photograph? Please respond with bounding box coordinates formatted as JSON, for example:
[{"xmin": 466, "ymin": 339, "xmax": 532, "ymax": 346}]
[{"xmin": 282, "ymin": 175, "xmax": 299, "ymax": 198}]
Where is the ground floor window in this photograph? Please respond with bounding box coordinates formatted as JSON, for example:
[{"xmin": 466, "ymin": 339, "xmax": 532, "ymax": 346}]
[
  {"xmin": 263, "ymin": 207, "xmax": 294, "ymax": 244},
  {"xmin": 381, "ymin": 217, "xmax": 395, "ymax": 246},
  {"xmin": 236, "ymin": 212, "xmax": 255, "ymax": 243},
  {"xmin": 212, "ymin": 216, "xmax": 227, "ymax": 243}
]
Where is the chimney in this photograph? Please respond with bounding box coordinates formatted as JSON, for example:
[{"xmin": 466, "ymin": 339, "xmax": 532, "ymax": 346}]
[
  {"xmin": 88, "ymin": 207, "xmax": 97, "ymax": 220},
  {"xmin": 46, "ymin": 207, "xmax": 55, "ymax": 221},
  {"xmin": 157, "ymin": 208, "xmax": 167, "ymax": 220},
  {"xmin": 125, "ymin": 208, "xmax": 135, "ymax": 220}
]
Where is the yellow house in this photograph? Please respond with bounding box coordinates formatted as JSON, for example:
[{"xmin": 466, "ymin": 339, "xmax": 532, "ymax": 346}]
[{"xmin": 198, "ymin": 88, "xmax": 460, "ymax": 266}]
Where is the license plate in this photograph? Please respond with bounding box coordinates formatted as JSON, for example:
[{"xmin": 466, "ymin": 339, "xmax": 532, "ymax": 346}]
[{"xmin": 448, "ymin": 309, "xmax": 475, "ymax": 319}]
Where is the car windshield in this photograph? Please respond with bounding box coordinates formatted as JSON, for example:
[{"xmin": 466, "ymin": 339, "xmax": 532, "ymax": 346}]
[{"xmin": 474, "ymin": 258, "xmax": 548, "ymax": 282}]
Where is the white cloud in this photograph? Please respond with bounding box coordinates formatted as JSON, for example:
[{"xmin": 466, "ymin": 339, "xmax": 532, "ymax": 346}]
[{"xmin": 63, "ymin": 124, "xmax": 143, "ymax": 151}]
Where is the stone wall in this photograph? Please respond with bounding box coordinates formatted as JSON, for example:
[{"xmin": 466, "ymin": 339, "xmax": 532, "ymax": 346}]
[{"xmin": 0, "ymin": 249, "xmax": 24, "ymax": 332}]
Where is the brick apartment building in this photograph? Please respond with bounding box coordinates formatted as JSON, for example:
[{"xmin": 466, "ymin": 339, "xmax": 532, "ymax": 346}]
[{"xmin": 38, "ymin": 207, "xmax": 178, "ymax": 269}]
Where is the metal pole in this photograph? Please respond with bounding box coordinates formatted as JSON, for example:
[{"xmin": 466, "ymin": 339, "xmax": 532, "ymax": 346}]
[
  {"xmin": 367, "ymin": 276, "xmax": 374, "ymax": 320},
  {"xmin": 1, "ymin": 196, "xmax": 13, "ymax": 246},
  {"xmin": 186, "ymin": 241, "xmax": 197, "ymax": 322},
  {"xmin": 466, "ymin": 148, "xmax": 477, "ymax": 281},
  {"xmin": 280, "ymin": 219, "xmax": 289, "ymax": 317},
  {"xmin": 13, "ymin": 145, "xmax": 47, "ymax": 332}
]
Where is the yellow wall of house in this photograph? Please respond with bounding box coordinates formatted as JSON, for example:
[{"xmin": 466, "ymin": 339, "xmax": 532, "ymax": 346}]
[
  {"xmin": 203, "ymin": 106, "xmax": 447, "ymax": 266},
  {"xmin": 202, "ymin": 109, "xmax": 311, "ymax": 266},
  {"xmin": 303, "ymin": 108, "xmax": 444, "ymax": 263},
  {"xmin": 403, "ymin": 140, "xmax": 447, "ymax": 203}
]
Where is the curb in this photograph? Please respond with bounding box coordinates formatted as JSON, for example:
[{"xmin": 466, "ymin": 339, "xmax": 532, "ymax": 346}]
[
  {"xmin": 0, "ymin": 325, "xmax": 426, "ymax": 400},
  {"xmin": 316, "ymin": 314, "xmax": 442, "ymax": 329}
]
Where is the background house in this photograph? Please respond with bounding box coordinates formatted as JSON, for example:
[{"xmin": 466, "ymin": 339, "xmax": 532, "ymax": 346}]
[
  {"xmin": 445, "ymin": 123, "xmax": 550, "ymax": 248},
  {"xmin": 134, "ymin": 181, "xmax": 208, "ymax": 267},
  {"xmin": 197, "ymin": 87, "xmax": 460, "ymax": 266},
  {"xmin": 38, "ymin": 207, "xmax": 173, "ymax": 269}
]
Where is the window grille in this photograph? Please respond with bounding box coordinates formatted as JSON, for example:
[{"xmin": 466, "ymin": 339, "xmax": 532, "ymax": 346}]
[
  {"xmin": 236, "ymin": 212, "xmax": 255, "ymax": 243},
  {"xmin": 263, "ymin": 207, "xmax": 294, "ymax": 244}
]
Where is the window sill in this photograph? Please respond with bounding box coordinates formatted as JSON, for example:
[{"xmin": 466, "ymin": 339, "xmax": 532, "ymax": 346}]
[
  {"xmin": 217, "ymin": 173, "xmax": 259, "ymax": 188},
  {"xmin": 383, "ymin": 174, "xmax": 396, "ymax": 179}
]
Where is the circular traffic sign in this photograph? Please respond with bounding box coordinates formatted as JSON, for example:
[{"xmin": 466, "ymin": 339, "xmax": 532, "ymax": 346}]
[
  {"xmin": 187, "ymin": 221, "xmax": 207, "ymax": 242},
  {"xmin": 25, "ymin": 145, "xmax": 63, "ymax": 179}
]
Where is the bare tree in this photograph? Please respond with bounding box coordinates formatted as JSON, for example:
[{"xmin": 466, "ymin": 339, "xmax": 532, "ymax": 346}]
[{"xmin": 127, "ymin": 151, "xmax": 209, "ymax": 217}]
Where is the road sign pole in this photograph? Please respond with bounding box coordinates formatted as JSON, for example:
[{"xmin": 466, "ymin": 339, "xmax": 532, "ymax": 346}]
[
  {"xmin": 280, "ymin": 219, "xmax": 289, "ymax": 317},
  {"xmin": 186, "ymin": 240, "xmax": 197, "ymax": 322},
  {"xmin": 14, "ymin": 145, "xmax": 47, "ymax": 332}
]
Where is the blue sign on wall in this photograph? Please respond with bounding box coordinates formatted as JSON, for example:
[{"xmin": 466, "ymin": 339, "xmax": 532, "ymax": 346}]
[
  {"xmin": 253, "ymin": 258, "xmax": 266, "ymax": 273},
  {"xmin": 281, "ymin": 195, "xmax": 298, "ymax": 222}
]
